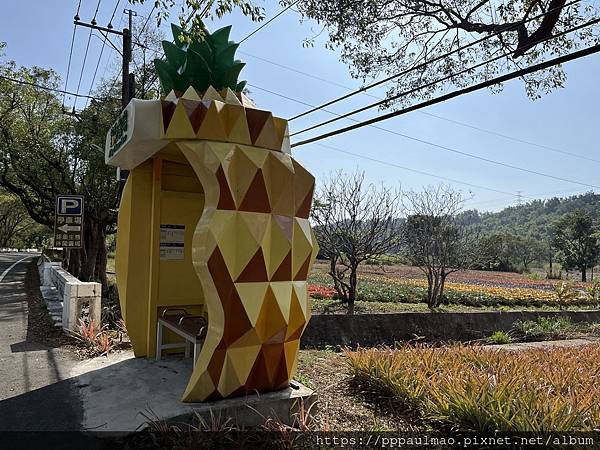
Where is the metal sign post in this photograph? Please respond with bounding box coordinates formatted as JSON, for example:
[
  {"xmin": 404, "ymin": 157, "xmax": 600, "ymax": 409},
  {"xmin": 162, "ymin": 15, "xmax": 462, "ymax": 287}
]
[{"xmin": 54, "ymin": 195, "xmax": 84, "ymax": 248}]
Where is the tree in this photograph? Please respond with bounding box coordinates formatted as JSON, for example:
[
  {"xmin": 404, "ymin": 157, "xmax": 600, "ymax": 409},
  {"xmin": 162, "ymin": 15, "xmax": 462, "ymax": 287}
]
[
  {"xmin": 129, "ymin": 0, "xmax": 264, "ymax": 41},
  {"xmin": 473, "ymin": 232, "xmax": 516, "ymax": 271},
  {"xmin": 551, "ymin": 209, "xmax": 599, "ymax": 282},
  {"xmin": 513, "ymin": 235, "xmax": 543, "ymax": 271},
  {"xmin": 0, "ymin": 17, "xmax": 164, "ymax": 288},
  {"xmin": 0, "ymin": 191, "xmax": 35, "ymax": 248},
  {"xmin": 401, "ymin": 185, "xmax": 475, "ymax": 308},
  {"xmin": 290, "ymin": 0, "xmax": 597, "ymax": 101},
  {"xmin": 0, "ymin": 49, "xmax": 120, "ymax": 288},
  {"xmin": 311, "ymin": 170, "xmax": 401, "ymax": 314}
]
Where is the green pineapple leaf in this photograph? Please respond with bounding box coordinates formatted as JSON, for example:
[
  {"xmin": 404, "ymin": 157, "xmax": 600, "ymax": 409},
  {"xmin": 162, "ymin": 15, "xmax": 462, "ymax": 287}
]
[
  {"xmin": 223, "ymin": 62, "xmax": 246, "ymax": 90},
  {"xmin": 162, "ymin": 41, "xmax": 186, "ymax": 71},
  {"xmin": 171, "ymin": 23, "xmax": 186, "ymax": 47},
  {"xmin": 215, "ymin": 43, "xmax": 239, "ymax": 69},
  {"xmin": 236, "ymin": 80, "xmax": 247, "ymax": 92},
  {"xmin": 154, "ymin": 59, "xmax": 175, "ymax": 94},
  {"xmin": 185, "ymin": 49, "xmax": 212, "ymax": 90},
  {"xmin": 210, "ymin": 25, "xmax": 232, "ymax": 45},
  {"xmin": 156, "ymin": 23, "xmax": 247, "ymax": 94}
]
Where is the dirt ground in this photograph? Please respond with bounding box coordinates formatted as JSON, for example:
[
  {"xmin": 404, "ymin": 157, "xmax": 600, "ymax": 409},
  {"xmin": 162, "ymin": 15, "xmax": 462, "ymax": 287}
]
[{"xmin": 296, "ymin": 349, "xmax": 423, "ymax": 432}]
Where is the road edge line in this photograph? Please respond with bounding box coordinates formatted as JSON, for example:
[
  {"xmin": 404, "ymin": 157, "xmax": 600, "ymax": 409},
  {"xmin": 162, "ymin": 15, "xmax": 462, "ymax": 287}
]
[{"xmin": 0, "ymin": 255, "xmax": 33, "ymax": 283}]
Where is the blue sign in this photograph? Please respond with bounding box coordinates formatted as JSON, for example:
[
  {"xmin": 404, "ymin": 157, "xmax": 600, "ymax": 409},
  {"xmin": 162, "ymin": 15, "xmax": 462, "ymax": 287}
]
[{"xmin": 56, "ymin": 196, "xmax": 84, "ymax": 216}]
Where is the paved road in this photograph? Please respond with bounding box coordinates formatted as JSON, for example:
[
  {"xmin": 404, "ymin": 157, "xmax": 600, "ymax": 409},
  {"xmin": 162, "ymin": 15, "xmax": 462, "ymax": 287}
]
[{"xmin": 0, "ymin": 253, "xmax": 82, "ymax": 431}]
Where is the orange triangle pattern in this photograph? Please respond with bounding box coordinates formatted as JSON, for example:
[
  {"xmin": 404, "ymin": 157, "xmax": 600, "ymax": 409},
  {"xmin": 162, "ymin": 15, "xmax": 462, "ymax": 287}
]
[
  {"xmin": 161, "ymin": 93, "xmax": 288, "ymax": 152},
  {"xmin": 179, "ymin": 125, "xmax": 316, "ymax": 403}
]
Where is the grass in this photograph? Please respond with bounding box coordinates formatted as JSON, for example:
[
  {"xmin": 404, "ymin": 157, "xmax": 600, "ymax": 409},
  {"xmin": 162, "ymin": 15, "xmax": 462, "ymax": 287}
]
[
  {"xmin": 488, "ymin": 330, "xmax": 512, "ymax": 344},
  {"xmin": 512, "ymin": 316, "xmax": 600, "ymax": 341},
  {"xmin": 311, "ymin": 297, "xmax": 600, "ymax": 314},
  {"xmin": 346, "ymin": 344, "xmax": 600, "ymax": 432}
]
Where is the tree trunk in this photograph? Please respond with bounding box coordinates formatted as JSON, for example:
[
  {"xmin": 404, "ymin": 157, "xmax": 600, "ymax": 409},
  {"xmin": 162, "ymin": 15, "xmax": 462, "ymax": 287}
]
[
  {"xmin": 429, "ymin": 273, "xmax": 441, "ymax": 309},
  {"xmin": 347, "ymin": 266, "xmax": 357, "ymax": 315},
  {"xmin": 79, "ymin": 219, "xmax": 102, "ymax": 282},
  {"xmin": 582, "ymin": 266, "xmax": 587, "ymax": 282},
  {"xmin": 68, "ymin": 249, "xmax": 81, "ymax": 276},
  {"xmin": 62, "ymin": 248, "xmax": 70, "ymax": 270},
  {"xmin": 95, "ymin": 229, "xmax": 108, "ymax": 294},
  {"xmin": 329, "ymin": 257, "xmax": 343, "ymax": 299}
]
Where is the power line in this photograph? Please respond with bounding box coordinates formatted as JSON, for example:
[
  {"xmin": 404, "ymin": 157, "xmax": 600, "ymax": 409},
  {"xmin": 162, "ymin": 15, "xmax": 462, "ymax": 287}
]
[
  {"xmin": 251, "ymin": 82, "xmax": 600, "ymax": 190},
  {"xmin": 85, "ymin": 0, "xmax": 119, "ymax": 108},
  {"xmin": 291, "ymin": 43, "xmax": 600, "ymax": 151},
  {"xmin": 239, "ymin": 0, "xmax": 298, "ymax": 43},
  {"xmin": 74, "ymin": 0, "xmax": 103, "ymax": 108},
  {"xmin": 418, "ymin": 111, "xmax": 600, "ymax": 165},
  {"xmin": 288, "ymin": 0, "xmax": 582, "ymax": 122},
  {"xmin": 240, "ymin": 31, "xmax": 600, "ymax": 165},
  {"xmin": 291, "ymin": 16, "xmax": 600, "ymax": 138},
  {"xmin": 0, "ymin": 74, "xmax": 111, "ymax": 101},
  {"xmin": 62, "ymin": 0, "xmax": 83, "ymax": 108},
  {"xmin": 306, "ymin": 142, "xmax": 519, "ymax": 197}
]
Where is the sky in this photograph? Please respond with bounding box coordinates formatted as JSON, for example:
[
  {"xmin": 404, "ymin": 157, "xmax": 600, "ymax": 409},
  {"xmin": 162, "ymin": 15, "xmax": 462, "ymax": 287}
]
[{"xmin": 1, "ymin": 1, "xmax": 599, "ymax": 212}]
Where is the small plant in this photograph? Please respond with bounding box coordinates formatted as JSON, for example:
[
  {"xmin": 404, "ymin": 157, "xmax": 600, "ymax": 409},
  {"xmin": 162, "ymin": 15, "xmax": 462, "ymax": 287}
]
[
  {"xmin": 546, "ymin": 269, "xmax": 563, "ymax": 280},
  {"xmin": 68, "ymin": 319, "xmax": 115, "ymax": 357},
  {"xmin": 553, "ymin": 281, "xmax": 579, "ymax": 309},
  {"xmin": 513, "ymin": 316, "xmax": 574, "ymax": 339},
  {"xmin": 585, "ymin": 278, "xmax": 600, "ymax": 302},
  {"xmin": 488, "ymin": 330, "xmax": 511, "ymax": 344}
]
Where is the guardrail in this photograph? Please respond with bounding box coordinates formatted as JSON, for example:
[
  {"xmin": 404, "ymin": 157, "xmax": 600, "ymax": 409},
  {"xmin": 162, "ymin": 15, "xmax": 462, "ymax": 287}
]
[{"xmin": 37, "ymin": 257, "xmax": 101, "ymax": 331}]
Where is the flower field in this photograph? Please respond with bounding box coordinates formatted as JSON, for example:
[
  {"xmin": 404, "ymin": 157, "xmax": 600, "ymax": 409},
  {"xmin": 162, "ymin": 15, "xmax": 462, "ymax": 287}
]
[
  {"xmin": 308, "ymin": 263, "xmax": 599, "ymax": 310},
  {"xmin": 346, "ymin": 344, "xmax": 600, "ymax": 432}
]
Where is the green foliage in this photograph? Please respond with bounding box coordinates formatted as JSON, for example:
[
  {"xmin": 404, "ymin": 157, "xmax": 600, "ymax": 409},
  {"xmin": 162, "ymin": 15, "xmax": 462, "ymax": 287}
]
[
  {"xmin": 513, "ymin": 316, "xmax": 574, "ymax": 338},
  {"xmin": 553, "ymin": 281, "xmax": 579, "ymax": 309},
  {"xmin": 488, "ymin": 331, "xmax": 511, "ymax": 344},
  {"xmin": 551, "ymin": 210, "xmax": 600, "ymax": 281},
  {"xmin": 0, "ymin": 45, "xmax": 120, "ymax": 283},
  {"xmin": 154, "ymin": 22, "xmax": 246, "ymax": 94}
]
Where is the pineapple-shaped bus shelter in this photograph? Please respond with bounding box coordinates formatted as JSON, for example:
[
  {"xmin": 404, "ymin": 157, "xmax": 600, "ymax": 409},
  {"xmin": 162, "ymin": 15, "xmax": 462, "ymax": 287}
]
[{"xmin": 105, "ymin": 23, "xmax": 318, "ymax": 402}]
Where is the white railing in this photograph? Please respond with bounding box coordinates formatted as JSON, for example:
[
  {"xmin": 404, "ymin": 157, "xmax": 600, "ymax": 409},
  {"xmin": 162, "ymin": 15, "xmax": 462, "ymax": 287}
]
[{"xmin": 37, "ymin": 258, "xmax": 101, "ymax": 331}]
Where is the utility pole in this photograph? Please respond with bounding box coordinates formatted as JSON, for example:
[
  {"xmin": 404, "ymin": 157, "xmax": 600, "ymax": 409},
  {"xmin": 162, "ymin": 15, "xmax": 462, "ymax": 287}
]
[
  {"xmin": 74, "ymin": 8, "xmax": 137, "ymax": 198},
  {"xmin": 122, "ymin": 9, "xmax": 137, "ymax": 109},
  {"xmin": 516, "ymin": 191, "xmax": 523, "ymax": 207}
]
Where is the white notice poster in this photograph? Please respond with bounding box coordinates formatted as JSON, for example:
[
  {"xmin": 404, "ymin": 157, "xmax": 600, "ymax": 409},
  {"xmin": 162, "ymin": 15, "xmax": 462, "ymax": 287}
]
[{"xmin": 160, "ymin": 224, "xmax": 185, "ymax": 260}]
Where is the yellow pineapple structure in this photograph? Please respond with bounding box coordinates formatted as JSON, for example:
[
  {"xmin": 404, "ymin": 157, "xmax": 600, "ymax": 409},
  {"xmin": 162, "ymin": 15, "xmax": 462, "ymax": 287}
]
[{"xmin": 105, "ymin": 23, "xmax": 318, "ymax": 402}]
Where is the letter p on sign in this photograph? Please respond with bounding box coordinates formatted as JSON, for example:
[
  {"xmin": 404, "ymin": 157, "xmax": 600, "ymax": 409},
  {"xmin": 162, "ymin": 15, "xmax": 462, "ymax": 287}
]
[{"xmin": 57, "ymin": 196, "xmax": 83, "ymax": 216}]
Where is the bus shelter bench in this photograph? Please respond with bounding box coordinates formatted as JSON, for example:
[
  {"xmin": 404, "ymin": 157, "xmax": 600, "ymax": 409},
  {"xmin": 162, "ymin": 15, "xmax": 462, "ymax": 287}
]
[{"xmin": 156, "ymin": 308, "xmax": 207, "ymax": 367}]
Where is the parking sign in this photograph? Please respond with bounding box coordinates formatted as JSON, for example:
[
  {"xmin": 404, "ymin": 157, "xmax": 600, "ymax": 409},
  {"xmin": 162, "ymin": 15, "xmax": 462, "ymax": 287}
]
[{"xmin": 54, "ymin": 195, "xmax": 84, "ymax": 249}]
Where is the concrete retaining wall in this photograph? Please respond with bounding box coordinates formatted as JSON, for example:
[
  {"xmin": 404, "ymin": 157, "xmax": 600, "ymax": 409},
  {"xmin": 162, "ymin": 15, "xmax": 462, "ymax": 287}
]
[
  {"xmin": 37, "ymin": 257, "xmax": 101, "ymax": 331},
  {"xmin": 301, "ymin": 310, "xmax": 600, "ymax": 348}
]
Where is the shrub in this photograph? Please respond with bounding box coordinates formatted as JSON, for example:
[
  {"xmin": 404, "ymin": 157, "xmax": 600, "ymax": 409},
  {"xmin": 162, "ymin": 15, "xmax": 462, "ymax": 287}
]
[
  {"xmin": 488, "ymin": 331, "xmax": 511, "ymax": 344},
  {"xmin": 346, "ymin": 345, "xmax": 600, "ymax": 432},
  {"xmin": 68, "ymin": 319, "xmax": 115, "ymax": 357},
  {"xmin": 553, "ymin": 281, "xmax": 579, "ymax": 309}
]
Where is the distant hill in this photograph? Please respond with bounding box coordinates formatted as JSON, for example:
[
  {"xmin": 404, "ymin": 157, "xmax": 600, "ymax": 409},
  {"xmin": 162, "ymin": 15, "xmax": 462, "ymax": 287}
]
[{"xmin": 459, "ymin": 191, "xmax": 600, "ymax": 240}]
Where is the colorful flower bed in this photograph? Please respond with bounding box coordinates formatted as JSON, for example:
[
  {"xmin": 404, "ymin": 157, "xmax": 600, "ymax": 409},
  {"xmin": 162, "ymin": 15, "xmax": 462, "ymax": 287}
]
[{"xmin": 308, "ymin": 267, "xmax": 599, "ymax": 309}]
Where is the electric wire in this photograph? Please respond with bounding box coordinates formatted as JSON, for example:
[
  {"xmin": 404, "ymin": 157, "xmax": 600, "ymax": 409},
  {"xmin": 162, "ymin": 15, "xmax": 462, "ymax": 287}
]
[
  {"xmin": 307, "ymin": 142, "xmax": 519, "ymax": 197},
  {"xmin": 239, "ymin": 0, "xmax": 298, "ymax": 43},
  {"xmin": 291, "ymin": 16, "xmax": 600, "ymax": 137},
  {"xmin": 74, "ymin": 0, "xmax": 103, "ymax": 109},
  {"xmin": 0, "ymin": 74, "xmax": 113, "ymax": 101},
  {"xmin": 290, "ymin": 43, "xmax": 600, "ymax": 155},
  {"xmin": 62, "ymin": 0, "xmax": 83, "ymax": 108},
  {"xmin": 288, "ymin": 0, "xmax": 582, "ymax": 121}
]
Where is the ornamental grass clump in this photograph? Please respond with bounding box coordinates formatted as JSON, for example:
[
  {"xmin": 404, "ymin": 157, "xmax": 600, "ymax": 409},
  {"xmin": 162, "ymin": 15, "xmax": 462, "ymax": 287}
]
[{"xmin": 346, "ymin": 344, "xmax": 600, "ymax": 432}]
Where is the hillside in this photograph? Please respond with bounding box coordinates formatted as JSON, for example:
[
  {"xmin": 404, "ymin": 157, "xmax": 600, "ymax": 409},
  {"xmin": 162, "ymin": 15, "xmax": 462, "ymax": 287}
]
[{"xmin": 460, "ymin": 191, "xmax": 600, "ymax": 240}]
